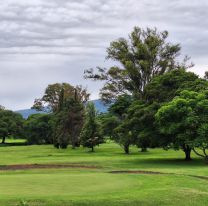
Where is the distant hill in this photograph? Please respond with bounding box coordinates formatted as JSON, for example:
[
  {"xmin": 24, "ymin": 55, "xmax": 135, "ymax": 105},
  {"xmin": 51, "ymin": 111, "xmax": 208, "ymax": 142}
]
[
  {"xmin": 92, "ymin": 99, "xmax": 109, "ymax": 113},
  {"xmin": 16, "ymin": 99, "xmax": 110, "ymax": 119},
  {"xmin": 15, "ymin": 109, "xmax": 47, "ymax": 119}
]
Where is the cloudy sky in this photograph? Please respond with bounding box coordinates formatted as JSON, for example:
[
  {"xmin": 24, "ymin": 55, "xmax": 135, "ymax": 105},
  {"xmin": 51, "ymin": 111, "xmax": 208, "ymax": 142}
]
[{"xmin": 0, "ymin": 0, "xmax": 208, "ymax": 110}]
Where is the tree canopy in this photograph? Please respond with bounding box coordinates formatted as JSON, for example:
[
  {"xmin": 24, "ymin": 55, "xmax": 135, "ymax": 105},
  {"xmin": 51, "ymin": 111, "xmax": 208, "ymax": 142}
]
[
  {"xmin": 33, "ymin": 83, "xmax": 89, "ymax": 112},
  {"xmin": 0, "ymin": 110, "xmax": 24, "ymax": 143},
  {"xmin": 24, "ymin": 114, "xmax": 53, "ymax": 145},
  {"xmin": 156, "ymin": 90, "xmax": 208, "ymax": 160},
  {"xmin": 85, "ymin": 27, "xmax": 193, "ymax": 102}
]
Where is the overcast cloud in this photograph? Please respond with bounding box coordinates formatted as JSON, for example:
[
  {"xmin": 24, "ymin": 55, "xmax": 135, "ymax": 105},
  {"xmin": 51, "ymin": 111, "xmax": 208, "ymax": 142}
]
[{"xmin": 0, "ymin": 0, "xmax": 208, "ymax": 110}]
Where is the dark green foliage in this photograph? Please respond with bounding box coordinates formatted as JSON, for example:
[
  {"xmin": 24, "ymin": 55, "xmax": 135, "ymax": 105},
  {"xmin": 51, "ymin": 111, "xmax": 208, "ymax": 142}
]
[
  {"xmin": 109, "ymin": 95, "xmax": 133, "ymax": 118},
  {"xmin": 85, "ymin": 27, "xmax": 192, "ymax": 102},
  {"xmin": 98, "ymin": 114, "xmax": 120, "ymax": 139},
  {"xmin": 53, "ymin": 97, "xmax": 85, "ymax": 149},
  {"xmin": 32, "ymin": 82, "xmax": 87, "ymax": 149},
  {"xmin": 113, "ymin": 120, "xmax": 134, "ymax": 154},
  {"xmin": 0, "ymin": 109, "xmax": 24, "ymax": 143},
  {"xmin": 106, "ymin": 95, "xmax": 134, "ymax": 153},
  {"xmin": 110, "ymin": 70, "xmax": 208, "ymax": 155},
  {"xmin": 24, "ymin": 114, "xmax": 53, "ymax": 145},
  {"xmin": 155, "ymin": 90, "xmax": 208, "ymax": 161},
  {"xmin": 80, "ymin": 103, "xmax": 104, "ymax": 152},
  {"xmin": 144, "ymin": 69, "xmax": 204, "ymax": 103},
  {"xmin": 128, "ymin": 101, "xmax": 160, "ymax": 152}
]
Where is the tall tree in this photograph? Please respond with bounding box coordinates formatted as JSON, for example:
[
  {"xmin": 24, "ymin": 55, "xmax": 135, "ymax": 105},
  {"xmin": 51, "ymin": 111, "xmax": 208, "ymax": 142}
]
[
  {"xmin": 53, "ymin": 97, "xmax": 85, "ymax": 149},
  {"xmin": 32, "ymin": 83, "xmax": 89, "ymax": 149},
  {"xmin": 80, "ymin": 103, "xmax": 103, "ymax": 152},
  {"xmin": 85, "ymin": 27, "xmax": 193, "ymax": 102}
]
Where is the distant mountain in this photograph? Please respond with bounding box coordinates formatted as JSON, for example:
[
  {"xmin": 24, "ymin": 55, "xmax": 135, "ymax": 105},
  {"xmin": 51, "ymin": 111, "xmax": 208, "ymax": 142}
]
[
  {"xmin": 16, "ymin": 99, "xmax": 110, "ymax": 119},
  {"xmin": 92, "ymin": 99, "xmax": 109, "ymax": 113},
  {"xmin": 15, "ymin": 109, "xmax": 47, "ymax": 119}
]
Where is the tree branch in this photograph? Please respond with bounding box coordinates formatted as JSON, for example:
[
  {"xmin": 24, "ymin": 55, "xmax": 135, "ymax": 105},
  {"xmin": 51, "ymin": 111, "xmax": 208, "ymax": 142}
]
[{"xmin": 193, "ymin": 148, "xmax": 205, "ymax": 158}]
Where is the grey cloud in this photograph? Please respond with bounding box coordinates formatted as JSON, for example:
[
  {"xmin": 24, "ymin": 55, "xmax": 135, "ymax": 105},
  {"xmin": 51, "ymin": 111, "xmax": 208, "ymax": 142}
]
[{"xmin": 0, "ymin": 0, "xmax": 208, "ymax": 110}]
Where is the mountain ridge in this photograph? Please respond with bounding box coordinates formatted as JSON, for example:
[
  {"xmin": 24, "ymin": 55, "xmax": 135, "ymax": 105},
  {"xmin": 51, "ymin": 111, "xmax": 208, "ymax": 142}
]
[{"xmin": 16, "ymin": 99, "xmax": 109, "ymax": 119}]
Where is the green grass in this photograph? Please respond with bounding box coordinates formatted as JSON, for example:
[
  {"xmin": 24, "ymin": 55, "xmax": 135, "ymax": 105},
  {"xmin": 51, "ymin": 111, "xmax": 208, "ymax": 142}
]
[{"xmin": 0, "ymin": 141, "xmax": 207, "ymax": 206}]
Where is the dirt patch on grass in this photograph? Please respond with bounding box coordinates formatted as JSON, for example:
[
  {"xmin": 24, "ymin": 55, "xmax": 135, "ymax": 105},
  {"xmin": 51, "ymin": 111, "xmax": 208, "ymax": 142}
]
[
  {"xmin": 0, "ymin": 164, "xmax": 100, "ymax": 171},
  {"xmin": 109, "ymin": 170, "xmax": 165, "ymax": 175},
  {"xmin": 189, "ymin": 175, "xmax": 208, "ymax": 181},
  {"xmin": 110, "ymin": 170, "xmax": 208, "ymax": 181}
]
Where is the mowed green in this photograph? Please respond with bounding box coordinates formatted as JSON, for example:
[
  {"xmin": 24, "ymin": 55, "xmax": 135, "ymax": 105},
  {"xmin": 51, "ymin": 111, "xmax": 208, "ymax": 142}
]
[{"xmin": 0, "ymin": 141, "xmax": 207, "ymax": 206}]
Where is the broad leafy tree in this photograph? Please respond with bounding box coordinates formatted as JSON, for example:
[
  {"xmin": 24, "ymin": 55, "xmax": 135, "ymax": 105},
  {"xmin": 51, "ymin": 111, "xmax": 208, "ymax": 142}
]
[
  {"xmin": 33, "ymin": 83, "xmax": 88, "ymax": 149},
  {"xmin": 155, "ymin": 90, "xmax": 208, "ymax": 161},
  {"xmin": 0, "ymin": 110, "xmax": 24, "ymax": 143},
  {"xmin": 193, "ymin": 124, "xmax": 208, "ymax": 161},
  {"xmin": 24, "ymin": 114, "xmax": 53, "ymax": 145}
]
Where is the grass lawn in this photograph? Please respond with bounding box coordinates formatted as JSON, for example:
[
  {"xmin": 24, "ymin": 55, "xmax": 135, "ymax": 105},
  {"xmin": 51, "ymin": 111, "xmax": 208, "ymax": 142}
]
[{"xmin": 0, "ymin": 141, "xmax": 207, "ymax": 206}]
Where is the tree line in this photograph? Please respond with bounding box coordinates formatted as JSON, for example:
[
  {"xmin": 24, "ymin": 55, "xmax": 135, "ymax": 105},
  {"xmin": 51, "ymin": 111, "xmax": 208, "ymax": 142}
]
[{"xmin": 1, "ymin": 26, "xmax": 208, "ymax": 161}]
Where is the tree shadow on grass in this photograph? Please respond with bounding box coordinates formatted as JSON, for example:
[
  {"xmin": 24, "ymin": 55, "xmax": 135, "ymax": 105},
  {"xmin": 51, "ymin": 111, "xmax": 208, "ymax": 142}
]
[
  {"xmin": 0, "ymin": 142, "xmax": 27, "ymax": 147},
  {"xmin": 126, "ymin": 157, "xmax": 206, "ymax": 168}
]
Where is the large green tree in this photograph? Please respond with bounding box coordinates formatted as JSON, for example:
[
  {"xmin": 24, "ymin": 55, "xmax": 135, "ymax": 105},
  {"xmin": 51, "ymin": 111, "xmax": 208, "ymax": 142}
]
[
  {"xmin": 53, "ymin": 97, "xmax": 85, "ymax": 149},
  {"xmin": 0, "ymin": 110, "xmax": 24, "ymax": 143},
  {"xmin": 85, "ymin": 27, "xmax": 192, "ymax": 102},
  {"xmin": 80, "ymin": 103, "xmax": 103, "ymax": 152},
  {"xmin": 155, "ymin": 90, "xmax": 208, "ymax": 161},
  {"xmin": 33, "ymin": 83, "xmax": 88, "ymax": 149},
  {"xmin": 24, "ymin": 114, "xmax": 53, "ymax": 145},
  {"xmin": 111, "ymin": 70, "xmax": 207, "ymax": 154}
]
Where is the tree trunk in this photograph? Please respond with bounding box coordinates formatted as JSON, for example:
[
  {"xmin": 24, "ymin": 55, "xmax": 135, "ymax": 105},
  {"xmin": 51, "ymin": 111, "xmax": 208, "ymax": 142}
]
[
  {"xmin": 91, "ymin": 146, "xmax": 94, "ymax": 152},
  {"xmin": 54, "ymin": 143, "xmax": 60, "ymax": 149},
  {"xmin": 2, "ymin": 136, "xmax": 5, "ymax": 144},
  {"xmin": 71, "ymin": 133, "xmax": 80, "ymax": 149},
  {"xmin": 183, "ymin": 145, "xmax": 192, "ymax": 161},
  {"xmin": 141, "ymin": 147, "xmax": 147, "ymax": 152},
  {"xmin": 71, "ymin": 136, "xmax": 76, "ymax": 149},
  {"xmin": 124, "ymin": 144, "xmax": 129, "ymax": 154}
]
